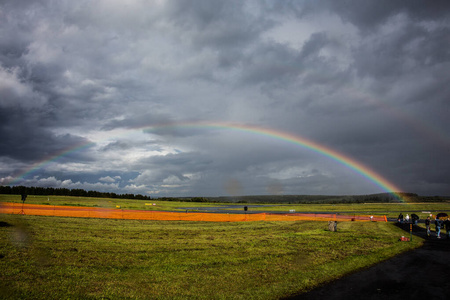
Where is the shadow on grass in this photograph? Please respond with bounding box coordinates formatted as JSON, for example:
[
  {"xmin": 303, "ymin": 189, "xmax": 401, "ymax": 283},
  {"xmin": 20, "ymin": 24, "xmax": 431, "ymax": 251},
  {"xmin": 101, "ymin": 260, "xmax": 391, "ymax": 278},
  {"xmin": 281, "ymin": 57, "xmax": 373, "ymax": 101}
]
[{"xmin": 284, "ymin": 222, "xmax": 450, "ymax": 300}]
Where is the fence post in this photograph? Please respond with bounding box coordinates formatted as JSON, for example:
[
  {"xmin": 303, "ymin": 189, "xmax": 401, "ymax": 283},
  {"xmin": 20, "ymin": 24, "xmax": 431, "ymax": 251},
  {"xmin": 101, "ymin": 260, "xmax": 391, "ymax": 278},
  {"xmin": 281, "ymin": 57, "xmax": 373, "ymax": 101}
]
[{"xmin": 410, "ymin": 223, "xmax": 413, "ymax": 241}]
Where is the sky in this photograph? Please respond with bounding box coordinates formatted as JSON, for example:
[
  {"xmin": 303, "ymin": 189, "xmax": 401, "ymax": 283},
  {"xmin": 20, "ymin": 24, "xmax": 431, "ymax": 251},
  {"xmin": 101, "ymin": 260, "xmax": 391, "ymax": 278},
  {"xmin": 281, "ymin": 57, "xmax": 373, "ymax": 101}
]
[{"xmin": 1, "ymin": 0, "xmax": 449, "ymax": 198}]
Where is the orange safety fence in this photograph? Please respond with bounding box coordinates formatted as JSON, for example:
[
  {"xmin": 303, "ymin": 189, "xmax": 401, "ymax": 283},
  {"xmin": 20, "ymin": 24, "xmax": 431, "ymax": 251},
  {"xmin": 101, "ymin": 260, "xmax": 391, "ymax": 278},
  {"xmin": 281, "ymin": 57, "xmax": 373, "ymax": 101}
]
[{"xmin": 0, "ymin": 202, "xmax": 387, "ymax": 222}]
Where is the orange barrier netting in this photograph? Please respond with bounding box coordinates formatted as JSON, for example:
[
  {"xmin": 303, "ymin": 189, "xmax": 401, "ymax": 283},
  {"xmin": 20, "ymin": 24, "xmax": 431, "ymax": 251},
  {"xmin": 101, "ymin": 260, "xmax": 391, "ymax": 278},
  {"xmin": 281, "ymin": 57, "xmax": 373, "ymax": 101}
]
[{"xmin": 0, "ymin": 202, "xmax": 387, "ymax": 222}]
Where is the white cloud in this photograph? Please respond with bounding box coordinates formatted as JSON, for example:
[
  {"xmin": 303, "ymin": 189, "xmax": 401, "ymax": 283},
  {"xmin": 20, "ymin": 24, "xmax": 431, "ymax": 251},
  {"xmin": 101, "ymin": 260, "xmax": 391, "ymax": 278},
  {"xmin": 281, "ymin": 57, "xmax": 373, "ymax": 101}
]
[{"xmin": 99, "ymin": 176, "xmax": 116, "ymax": 183}]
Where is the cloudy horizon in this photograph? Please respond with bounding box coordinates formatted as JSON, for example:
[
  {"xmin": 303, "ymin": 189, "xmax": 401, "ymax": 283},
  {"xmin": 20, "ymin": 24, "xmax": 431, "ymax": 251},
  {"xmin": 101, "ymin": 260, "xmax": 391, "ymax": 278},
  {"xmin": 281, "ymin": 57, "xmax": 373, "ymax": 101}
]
[{"xmin": 1, "ymin": 1, "xmax": 449, "ymax": 197}]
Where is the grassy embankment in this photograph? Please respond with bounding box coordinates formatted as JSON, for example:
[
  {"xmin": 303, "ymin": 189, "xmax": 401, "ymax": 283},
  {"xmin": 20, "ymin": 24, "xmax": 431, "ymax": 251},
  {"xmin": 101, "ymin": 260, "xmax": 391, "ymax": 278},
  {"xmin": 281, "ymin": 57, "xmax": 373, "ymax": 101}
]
[{"xmin": 1, "ymin": 206, "xmax": 423, "ymax": 299}]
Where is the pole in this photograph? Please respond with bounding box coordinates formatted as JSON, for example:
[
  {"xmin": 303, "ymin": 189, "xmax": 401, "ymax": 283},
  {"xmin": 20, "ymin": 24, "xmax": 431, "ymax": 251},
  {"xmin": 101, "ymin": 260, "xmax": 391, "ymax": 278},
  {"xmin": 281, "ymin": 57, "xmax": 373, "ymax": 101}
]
[
  {"xmin": 19, "ymin": 194, "xmax": 27, "ymax": 215},
  {"xmin": 19, "ymin": 201, "xmax": 25, "ymax": 215},
  {"xmin": 410, "ymin": 223, "xmax": 413, "ymax": 241}
]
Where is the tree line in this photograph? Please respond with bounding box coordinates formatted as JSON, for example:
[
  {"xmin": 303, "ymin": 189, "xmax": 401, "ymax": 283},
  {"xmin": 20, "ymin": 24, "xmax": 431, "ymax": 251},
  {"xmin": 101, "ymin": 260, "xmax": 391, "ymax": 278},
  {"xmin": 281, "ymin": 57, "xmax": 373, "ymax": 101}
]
[
  {"xmin": 1, "ymin": 185, "xmax": 446, "ymax": 204},
  {"xmin": 0, "ymin": 185, "xmax": 152, "ymax": 201}
]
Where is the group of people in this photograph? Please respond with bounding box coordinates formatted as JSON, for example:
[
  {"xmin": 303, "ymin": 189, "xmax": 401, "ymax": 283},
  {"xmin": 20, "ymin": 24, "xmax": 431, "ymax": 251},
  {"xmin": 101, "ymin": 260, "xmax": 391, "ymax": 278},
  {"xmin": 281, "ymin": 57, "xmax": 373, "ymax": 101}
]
[
  {"xmin": 424, "ymin": 215, "xmax": 450, "ymax": 239},
  {"xmin": 397, "ymin": 213, "xmax": 419, "ymax": 225},
  {"xmin": 398, "ymin": 213, "xmax": 450, "ymax": 239}
]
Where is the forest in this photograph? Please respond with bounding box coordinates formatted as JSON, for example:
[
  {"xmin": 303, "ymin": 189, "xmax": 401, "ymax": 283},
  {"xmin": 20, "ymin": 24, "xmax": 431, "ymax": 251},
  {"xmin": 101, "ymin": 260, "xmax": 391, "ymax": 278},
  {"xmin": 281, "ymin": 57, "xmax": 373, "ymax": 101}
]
[
  {"xmin": 0, "ymin": 185, "xmax": 151, "ymax": 201},
  {"xmin": 1, "ymin": 185, "xmax": 447, "ymax": 204}
]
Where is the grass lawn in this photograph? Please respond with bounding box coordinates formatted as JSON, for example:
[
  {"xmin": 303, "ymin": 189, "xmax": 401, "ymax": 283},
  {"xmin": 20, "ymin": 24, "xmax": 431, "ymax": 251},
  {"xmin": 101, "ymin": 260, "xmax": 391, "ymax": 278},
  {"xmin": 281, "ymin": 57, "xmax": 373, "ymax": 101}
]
[
  {"xmin": 1, "ymin": 213, "xmax": 422, "ymax": 299},
  {"xmin": 238, "ymin": 203, "xmax": 450, "ymax": 219},
  {"xmin": 0, "ymin": 195, "xmax": 230, "ymax": 212},
  {"xmin": 2, "ymin": 195, "xmax": 448, "ymax": 220}
]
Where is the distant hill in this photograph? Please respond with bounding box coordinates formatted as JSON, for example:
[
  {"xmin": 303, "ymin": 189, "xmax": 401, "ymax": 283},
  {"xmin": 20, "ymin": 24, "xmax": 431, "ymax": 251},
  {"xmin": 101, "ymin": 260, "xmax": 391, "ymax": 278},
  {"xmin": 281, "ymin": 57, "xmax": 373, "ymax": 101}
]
[
  {"xmin": 167, "ymin": 193, "xmax": 449, "ymax": 204},
  {"xmin": 203, "ymin": 193, "xmax": 407, "ymax": 204}
]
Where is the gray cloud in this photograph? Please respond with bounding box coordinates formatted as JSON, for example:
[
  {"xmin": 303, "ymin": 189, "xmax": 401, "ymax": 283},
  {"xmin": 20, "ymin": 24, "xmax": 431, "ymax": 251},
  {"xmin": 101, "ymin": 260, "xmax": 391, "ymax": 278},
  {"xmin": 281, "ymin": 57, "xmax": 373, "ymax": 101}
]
[
  {"xmin": 1, "ymin": 1, "xmax": 449, "ymax": 197},
  {"xmin": 325, "ymin": 0, "xmax": 450, "ymax": 31}
]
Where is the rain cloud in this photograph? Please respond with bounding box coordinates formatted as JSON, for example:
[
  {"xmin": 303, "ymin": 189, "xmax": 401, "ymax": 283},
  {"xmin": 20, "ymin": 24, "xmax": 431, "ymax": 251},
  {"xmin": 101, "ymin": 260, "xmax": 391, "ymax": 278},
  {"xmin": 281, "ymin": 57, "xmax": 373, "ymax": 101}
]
[{"xmin": 1, "ymin": 0, "xmax": 449, "ymax": 197}]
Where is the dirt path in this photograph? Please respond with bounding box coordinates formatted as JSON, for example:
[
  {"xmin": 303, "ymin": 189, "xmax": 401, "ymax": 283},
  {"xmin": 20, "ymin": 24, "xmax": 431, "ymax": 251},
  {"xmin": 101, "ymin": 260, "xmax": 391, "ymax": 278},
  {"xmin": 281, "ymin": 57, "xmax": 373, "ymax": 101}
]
[{"xmin": 285, "ymin": 223, "xmax": 450, "ymax": 300}]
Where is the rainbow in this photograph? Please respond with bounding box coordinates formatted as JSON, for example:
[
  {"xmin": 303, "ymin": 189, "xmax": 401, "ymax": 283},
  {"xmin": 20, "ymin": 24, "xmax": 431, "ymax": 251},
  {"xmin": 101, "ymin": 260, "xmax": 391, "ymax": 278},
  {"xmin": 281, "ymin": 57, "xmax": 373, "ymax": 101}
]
[
  {"xmin": 6, "ymin": 141, "xmax": 96, "ymax": 186},
  {"xmin": 5, "ymin": 121, "xmax": 404, "ymax": 200}
]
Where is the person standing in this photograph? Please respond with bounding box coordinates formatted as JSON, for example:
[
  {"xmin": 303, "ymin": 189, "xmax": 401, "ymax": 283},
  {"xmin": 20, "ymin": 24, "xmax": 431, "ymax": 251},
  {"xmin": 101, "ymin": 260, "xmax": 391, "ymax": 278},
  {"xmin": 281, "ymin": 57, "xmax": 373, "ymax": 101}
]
[
  {"xmin": 435, "ymin": 217, "xmax": 441, "ymax": 239},
  {"xmin": 445, "ymin": 217, "xmax": 450, "ymax": 239},
  {"xmin": 405, "ymin": 214, "xmax": 410, "ymax": 223},
  {"xmin": 411, "ymin": 214, "xmax": 419, "ymax": 225},
  {"xmin": 425, "ymin": 216, "xmax": 431, "ymax": 237}
]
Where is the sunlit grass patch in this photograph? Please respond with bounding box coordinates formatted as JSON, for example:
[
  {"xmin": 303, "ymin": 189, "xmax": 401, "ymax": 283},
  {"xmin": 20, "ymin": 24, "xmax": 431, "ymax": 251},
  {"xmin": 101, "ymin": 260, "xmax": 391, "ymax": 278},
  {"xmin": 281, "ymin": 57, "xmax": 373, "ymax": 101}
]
[{"xmin": 0, "ymin": 214, "xmax": 422, "ymax": 299}]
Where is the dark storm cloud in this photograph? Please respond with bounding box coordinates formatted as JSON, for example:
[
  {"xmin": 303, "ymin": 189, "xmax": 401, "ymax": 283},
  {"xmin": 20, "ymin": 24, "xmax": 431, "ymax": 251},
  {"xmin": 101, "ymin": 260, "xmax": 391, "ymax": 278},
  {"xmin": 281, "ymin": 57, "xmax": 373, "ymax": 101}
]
[
  {"xmin": 352, "ymin": 20, "xmax": 450, "ymax": 82},
  {"xmin": 164, "ymin": 0, "xmax": 273, "ymax": 49},
  {"xmin": 324, "ymin": 0, "xmax": 450, "ymax": 31},
  {"xmin": 0, "ymin": 88, "xmax": 90, "ymax": 162},
  {"xmin": 1, "ymin": 1, "xmax": 449, "ymax": 196},
  {"xmin": 237, "ymin": 33, "xmax": 345, "ymax": 86}
]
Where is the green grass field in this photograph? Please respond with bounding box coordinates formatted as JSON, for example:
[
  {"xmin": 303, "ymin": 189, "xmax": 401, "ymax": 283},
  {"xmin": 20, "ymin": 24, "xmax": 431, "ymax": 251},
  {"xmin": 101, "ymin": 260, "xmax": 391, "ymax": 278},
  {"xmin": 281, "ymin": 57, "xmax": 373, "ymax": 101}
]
[
  {"xmin": 2, "ymin": 195, "xmax": 448, "ymax": 220},
  {"xmin": 1, "ymin": 209, "xmax": 422, "ymax": 299},
  {"xmin": 248, "ymin": 202, "xmax": 450, "ymax": 219},
  {"xmin": 0, "ymin": 194, "xmax": 232, "ymax": 212}
]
